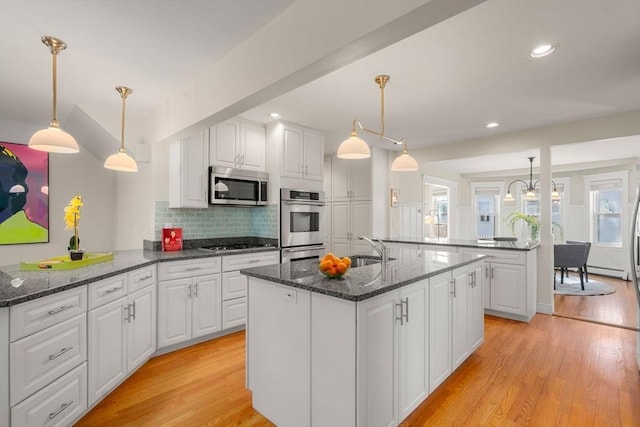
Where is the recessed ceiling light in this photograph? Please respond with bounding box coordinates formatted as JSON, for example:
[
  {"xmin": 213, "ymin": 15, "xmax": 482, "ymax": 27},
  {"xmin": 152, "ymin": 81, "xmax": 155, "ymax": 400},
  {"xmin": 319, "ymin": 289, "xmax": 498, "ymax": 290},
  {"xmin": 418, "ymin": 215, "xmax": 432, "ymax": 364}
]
[
  {"xmin": 269, "ymin": 112, "xmax": 282, "ymax": 119},
  {"xmin": 486, "ymin": 122, "xmax": 499, "ymax": 129},
  {"xmin": 529, "ymin": 44, "xmax": 557, "ymax": 58}
]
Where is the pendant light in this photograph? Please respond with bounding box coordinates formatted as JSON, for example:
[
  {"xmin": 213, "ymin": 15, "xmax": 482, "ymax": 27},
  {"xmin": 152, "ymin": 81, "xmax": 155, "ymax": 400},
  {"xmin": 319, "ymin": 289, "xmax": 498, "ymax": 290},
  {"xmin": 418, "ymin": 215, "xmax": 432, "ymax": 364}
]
[
  {"xmin": 391, "ymin": 142, "xmax": 419, "ymax": 171},
  {"xmin": 104, "ymin": 86, "xmax": 138, "ymax": 172},
  {"xmin": 28, "ymin": 36, "xmax": 79, "ymax": 153},
  {"xmin": 504, "ymin": 156, "xmax": 561, "ymax": 202},
  {"xmin": 337, "ymin": 75, "xmax": 418, "ymax": 171}
]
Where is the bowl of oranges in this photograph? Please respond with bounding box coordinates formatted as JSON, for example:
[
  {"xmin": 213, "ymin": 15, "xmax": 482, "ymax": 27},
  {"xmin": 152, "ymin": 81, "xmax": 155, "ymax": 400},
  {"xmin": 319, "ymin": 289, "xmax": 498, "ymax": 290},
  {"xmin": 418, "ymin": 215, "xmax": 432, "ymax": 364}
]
[{"xmin": 319, "ymin": 253, "xmax": 351, "ymax": 278}]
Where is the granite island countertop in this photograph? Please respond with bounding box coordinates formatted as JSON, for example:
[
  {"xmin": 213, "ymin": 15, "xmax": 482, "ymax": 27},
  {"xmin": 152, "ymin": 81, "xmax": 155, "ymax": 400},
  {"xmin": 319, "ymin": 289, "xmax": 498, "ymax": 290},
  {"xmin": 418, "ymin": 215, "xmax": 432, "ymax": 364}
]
[
  {"xmin": 383, "ymin": 237, "xmax": 540, "ymax": 251},
  {"xmin": 0, "ymin": 247, "xmax": 279, "ymax": 307},
  {"xmin": 240, "ymin": 247, "xmax": 485, "ymax": 302}
]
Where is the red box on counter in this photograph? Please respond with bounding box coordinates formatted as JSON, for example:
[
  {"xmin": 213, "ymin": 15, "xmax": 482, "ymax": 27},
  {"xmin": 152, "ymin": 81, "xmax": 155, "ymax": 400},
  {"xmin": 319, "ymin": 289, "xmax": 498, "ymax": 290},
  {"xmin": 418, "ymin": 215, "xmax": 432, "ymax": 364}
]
[{"xmin": 162, "ymin": 228, "xmax": 183, "ymax": 251}]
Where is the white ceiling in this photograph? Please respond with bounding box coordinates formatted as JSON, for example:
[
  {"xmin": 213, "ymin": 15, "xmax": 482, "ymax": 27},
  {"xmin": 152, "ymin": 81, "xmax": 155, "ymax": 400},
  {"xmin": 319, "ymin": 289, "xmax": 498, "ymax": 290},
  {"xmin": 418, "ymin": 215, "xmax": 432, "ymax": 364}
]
[{"xmin": 1, "ymin": 0, "xmax": 639, "ymax": 174}]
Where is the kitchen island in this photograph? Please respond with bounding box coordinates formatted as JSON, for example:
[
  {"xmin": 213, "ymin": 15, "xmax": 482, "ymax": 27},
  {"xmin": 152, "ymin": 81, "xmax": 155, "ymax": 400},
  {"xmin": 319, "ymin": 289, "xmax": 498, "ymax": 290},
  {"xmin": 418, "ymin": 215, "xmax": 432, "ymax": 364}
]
[
  {"xmin": 382, "ymin": 237, "xmax": 540, "ymax": 322},
  {"xmin": 240, "ymin": 247, "xmax": 485, "ymax": 427}
]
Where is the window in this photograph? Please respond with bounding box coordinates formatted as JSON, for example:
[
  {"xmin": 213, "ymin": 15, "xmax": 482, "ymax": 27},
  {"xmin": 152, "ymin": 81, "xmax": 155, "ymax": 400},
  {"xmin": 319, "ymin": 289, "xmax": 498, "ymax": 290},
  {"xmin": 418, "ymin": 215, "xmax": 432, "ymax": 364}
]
[
  {"xmin": 590, "ymin": 179, "xmax": 623, "ymax": 246},
  {"xmin": 520, "ymin": 181, "xmax": 566, "ymax": 240},
  {"xmin": 474, "ymin": 186, "xmax": 501, "ymax": 239}
]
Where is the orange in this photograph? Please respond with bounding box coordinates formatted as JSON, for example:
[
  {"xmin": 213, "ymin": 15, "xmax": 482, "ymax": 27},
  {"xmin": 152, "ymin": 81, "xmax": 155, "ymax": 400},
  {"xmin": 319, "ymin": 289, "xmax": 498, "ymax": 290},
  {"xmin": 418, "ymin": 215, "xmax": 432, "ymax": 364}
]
[
  {"xmin": 342, "ymin": 257, "xmax": 351, "ymax": 267},
  {"xmin": 319, "ymin": 260, "xmax": 333, "ymax": 271},
  {"xmin": 336, "ymin": 262, "xmax": 347, "ymax": 274},
  {"xmin": 327, "ymin": 266, "xmax": 337, "ymax": 275}
]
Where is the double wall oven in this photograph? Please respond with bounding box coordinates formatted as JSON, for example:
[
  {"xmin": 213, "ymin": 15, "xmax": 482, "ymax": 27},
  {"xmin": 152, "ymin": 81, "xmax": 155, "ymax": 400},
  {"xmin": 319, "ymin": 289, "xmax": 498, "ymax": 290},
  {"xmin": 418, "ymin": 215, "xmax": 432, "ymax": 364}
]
[{"xmin": 280, "ymin": 188, "xmax": 325, "ymax": 263}]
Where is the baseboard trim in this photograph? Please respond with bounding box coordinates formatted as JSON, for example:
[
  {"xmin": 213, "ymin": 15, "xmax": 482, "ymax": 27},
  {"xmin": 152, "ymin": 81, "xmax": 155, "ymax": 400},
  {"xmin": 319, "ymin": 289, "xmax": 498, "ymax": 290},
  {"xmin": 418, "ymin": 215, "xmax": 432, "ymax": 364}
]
[
  {"xmin": 153, "ymin": 325, "xmax": 245, "ymax": 357},
  {"xmin": 536, "ymin": 303, "xmax": 553, "ymax": 315}
]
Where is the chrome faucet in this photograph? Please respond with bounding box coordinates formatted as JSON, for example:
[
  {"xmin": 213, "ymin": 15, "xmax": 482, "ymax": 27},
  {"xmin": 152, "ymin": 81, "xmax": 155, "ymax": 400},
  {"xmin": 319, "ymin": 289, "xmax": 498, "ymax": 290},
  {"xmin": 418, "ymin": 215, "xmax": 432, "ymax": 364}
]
[{"xmin": 357, "ymin": 235, "xmax": 389, "ymax": 281}]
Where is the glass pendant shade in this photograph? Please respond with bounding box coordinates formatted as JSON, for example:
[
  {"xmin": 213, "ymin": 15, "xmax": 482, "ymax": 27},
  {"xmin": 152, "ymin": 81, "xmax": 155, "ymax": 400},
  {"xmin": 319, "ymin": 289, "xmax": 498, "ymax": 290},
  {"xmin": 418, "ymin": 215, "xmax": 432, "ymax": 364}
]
[
  {"xmin": 337, "ymin": 131, "xmax": 370, "ymax": 159},
  {"xmin": 29, "ymin": 125, "xmax": 79, "ymax": 153},
  {"xmin": 104, "ymin": 150, "xmax": 138, "ymax": 172},
  {"xmin": 391, "ymin": 152, "xmax": 418, "ymax": 171},
  {"xmin": 524, "ymin": 189, "xmax": 538, "ymax": 201},
  {"xmin": 551, "ymin": 189, "xmax": 561, "ymax": 201},
  {"xmin": 503, "ymin": 192, "xmax": 515, "ymax": 202}
]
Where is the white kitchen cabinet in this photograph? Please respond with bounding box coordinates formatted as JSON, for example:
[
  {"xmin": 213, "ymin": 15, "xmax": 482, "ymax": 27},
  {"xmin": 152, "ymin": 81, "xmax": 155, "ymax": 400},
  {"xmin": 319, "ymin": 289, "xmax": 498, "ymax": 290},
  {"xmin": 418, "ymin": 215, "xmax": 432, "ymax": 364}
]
[
  {"xmin": 459, "ymin": 247, "xmax": 536, "ymax": 322},
  {"xmin": 221, "ymin": 251, "xmax": 279, "ymax": 330},
  {"xmin": 430, "ymin": 262, "xmax": 484, "ymax": 394},
  {"xmin": 157, "ymin": 274, "xmax": 222, "ymax": 348},
  {"xmin": 209, "ymin": 120, "xmax": 266, "ymax": 171},
  {"xmin": 331, "ymin": 156, "xmax": 372, "ymax": 202},
  {"xmin": 357, "ymin": 279, "xmax": 429, "ymax": 426},
  {"xmin": 157, "ymin": 256, "xmax": 222, "ymax": 348},
  {"xmin": 280, "ymin": 124, "xmax": 324, "ymax": 181},
  {"xmin": 331, "ymin": 200, "xmax": 373, "ymax": 257},
  {"xmin": 87, "ymin": 270, "xmax": 156, "ymax": 407},
  {"xmin": 428, "ymin": 271, "xmax": 452, "ymax": 393},
  {"xmin": 169, "ymin": 129, "xmax": 209, "ymax": 208}
]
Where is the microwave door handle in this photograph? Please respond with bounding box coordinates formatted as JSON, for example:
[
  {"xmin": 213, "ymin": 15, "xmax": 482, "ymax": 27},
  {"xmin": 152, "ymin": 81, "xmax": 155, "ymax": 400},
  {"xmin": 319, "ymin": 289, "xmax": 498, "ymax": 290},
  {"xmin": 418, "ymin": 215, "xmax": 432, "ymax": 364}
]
[{"xmin": 284, "ymin": 201, "xmax": 325, "ymax": 206}]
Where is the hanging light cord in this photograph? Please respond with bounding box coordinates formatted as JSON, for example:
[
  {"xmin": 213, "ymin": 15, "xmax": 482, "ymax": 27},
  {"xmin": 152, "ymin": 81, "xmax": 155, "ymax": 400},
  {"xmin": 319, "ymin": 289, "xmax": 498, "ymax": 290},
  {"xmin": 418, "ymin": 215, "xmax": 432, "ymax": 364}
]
[
  {"xmin": 116, "ymin": 86, "xmax": 132, "ymax": 153},
  {"xmin": 44, "ymin": 36, "xmax": 66, "ymax": 128}
]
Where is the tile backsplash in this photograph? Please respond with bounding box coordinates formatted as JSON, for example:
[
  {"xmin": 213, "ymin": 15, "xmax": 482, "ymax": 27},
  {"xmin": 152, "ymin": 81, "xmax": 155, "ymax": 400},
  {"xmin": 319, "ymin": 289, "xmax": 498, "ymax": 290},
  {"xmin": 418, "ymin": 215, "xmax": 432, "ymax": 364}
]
[{"xmin": 154, "ymin": 201, "xmax": 278, "ymax": 241}]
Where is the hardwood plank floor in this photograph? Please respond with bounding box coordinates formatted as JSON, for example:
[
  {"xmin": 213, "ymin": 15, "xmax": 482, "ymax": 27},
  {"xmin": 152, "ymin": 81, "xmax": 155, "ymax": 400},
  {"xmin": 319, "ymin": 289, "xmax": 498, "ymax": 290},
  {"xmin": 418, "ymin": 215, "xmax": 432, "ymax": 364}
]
[
  {"xmin": 76, "ymin": 315, "xmax": 640, "ymax": 427},
  {"xmin": 554, "ymin": 273, "xmax": 639, "ymax": 330}
]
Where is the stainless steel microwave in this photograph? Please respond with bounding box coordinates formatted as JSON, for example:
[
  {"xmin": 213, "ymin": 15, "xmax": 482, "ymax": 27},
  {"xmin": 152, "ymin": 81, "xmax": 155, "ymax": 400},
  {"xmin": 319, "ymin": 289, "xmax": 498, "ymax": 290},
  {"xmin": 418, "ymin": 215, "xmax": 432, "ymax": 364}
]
[{"xmin": 209, "ymin": 166, "xmax": 268, "ymax": 206}]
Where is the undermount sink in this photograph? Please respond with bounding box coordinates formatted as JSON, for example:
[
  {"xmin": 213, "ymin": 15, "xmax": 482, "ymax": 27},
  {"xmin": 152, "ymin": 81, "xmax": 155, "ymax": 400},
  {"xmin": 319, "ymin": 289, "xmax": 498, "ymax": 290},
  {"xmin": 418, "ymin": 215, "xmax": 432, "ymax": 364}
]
[{"xmin": 352, "ymin": 257, "xmax": 381, "ymax": 268}]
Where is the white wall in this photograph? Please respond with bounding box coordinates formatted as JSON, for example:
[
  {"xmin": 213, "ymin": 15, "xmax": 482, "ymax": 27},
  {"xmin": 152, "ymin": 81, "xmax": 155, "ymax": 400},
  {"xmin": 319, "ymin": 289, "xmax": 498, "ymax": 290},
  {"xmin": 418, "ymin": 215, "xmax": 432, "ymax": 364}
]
[{"xmin": 0, "ymin": 120, "xmax": 116, "ymax": 266}]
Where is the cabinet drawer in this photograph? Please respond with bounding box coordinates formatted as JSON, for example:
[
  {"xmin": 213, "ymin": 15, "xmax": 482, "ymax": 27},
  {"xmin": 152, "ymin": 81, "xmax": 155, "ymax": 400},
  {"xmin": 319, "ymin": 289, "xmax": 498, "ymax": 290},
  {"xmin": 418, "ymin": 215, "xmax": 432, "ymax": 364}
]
[
  {"xmin": 222, "ymin": 271, "xmax": 247, "ymax": 300},
  {"xmin": 88, "ymin": 273, "xmax": 128, "ymax": 310},
  {"xmin": 158, "ymin": 257, "xmax": 221, "ymax": 281},
  {"xmin": 461, "ymin": 248, "xmax": 526, "ymax": 265},
  {"xmin": 10, "ymin": 286, "xmax": 87, "ymax": 341},
  {"xmin": 222, "ymin": 297, "xmax": 246, "ymax": 329},
  {"xmin": 11, "ymin": 362, "xmax": 87, "ymax": 427},
  {"xmin": 222, "ymin": 251, "xmax": 279, "ymax": 272},
  {"xmin": 11, "ymin": 313, "xmax": 87, "ymax": 405},
  {"xmin": 128, "ymin": 264, "xmax": 156, "ymax": 293}
]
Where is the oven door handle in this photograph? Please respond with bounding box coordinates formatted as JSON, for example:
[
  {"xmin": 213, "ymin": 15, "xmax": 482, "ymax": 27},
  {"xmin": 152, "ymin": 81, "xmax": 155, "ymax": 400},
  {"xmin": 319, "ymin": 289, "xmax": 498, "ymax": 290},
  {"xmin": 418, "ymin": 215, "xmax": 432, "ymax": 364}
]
[
  {"xmin": 282, "ymin": 246, "xmax": 325, "ymax": 253},
  {"xmin": 283, "ymin": 201, "xmax": 325, "ymax": 207}
]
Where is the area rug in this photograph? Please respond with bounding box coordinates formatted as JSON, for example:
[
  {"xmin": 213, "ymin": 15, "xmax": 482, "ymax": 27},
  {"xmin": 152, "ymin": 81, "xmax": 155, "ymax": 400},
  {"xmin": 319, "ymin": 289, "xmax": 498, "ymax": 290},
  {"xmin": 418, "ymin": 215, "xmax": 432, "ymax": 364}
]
[{"xmin": 554, "ymin": 277, "xmax": 616, "ymax": 296}]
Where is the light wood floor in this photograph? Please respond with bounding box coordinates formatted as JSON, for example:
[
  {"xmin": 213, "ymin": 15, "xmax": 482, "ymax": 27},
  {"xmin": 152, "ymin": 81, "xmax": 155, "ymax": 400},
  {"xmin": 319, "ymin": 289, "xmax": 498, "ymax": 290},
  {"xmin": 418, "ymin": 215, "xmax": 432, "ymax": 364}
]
[
  {"xmin": 76, "ymin": 315, "xmax": 640, "ymax": 427},
  {"xmin": 554, "ymin": 273, "xmax": 639, "ymax": 330}
]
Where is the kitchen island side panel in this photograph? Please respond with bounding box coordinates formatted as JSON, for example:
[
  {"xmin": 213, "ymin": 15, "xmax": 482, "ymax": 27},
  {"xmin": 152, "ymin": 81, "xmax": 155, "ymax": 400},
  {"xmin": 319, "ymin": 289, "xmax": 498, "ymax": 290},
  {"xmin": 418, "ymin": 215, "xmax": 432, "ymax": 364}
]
[{"xmin": 247, "ymin": 278, "xmax": 311, "ymax": 427}]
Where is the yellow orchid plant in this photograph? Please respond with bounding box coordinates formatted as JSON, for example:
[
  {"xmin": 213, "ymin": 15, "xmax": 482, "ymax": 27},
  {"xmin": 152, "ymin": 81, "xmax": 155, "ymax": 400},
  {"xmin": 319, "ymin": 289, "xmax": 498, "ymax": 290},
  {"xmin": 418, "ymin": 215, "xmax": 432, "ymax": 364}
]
[{"xmin": 64, "ymin": 194, "xmax": 83, "ymax": 251}]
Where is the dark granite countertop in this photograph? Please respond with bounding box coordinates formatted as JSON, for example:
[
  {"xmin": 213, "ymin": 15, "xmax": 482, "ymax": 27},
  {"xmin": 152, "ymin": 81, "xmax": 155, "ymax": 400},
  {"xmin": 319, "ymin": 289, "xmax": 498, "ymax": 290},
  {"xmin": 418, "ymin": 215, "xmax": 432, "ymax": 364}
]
[
  {"xmin": 240, "ymin": 247, "xmax": 486, "ymax": 302},
  {"xmin": 0, "ymin": 247, "xmax": 279, "ymax": 307},
  {"xmin": 382, "ymin": 237, "xmax": 540, "ymax": 251}
]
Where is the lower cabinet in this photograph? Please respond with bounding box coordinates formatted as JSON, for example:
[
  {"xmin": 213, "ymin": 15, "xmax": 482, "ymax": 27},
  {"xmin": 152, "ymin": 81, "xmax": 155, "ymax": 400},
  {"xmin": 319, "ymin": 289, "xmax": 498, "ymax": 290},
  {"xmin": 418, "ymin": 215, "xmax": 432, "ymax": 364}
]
[
  {"xmin": 430, "ymin": 263, "xmax": 484, "ymax": 394},
  {"xmin": 357, "ymin": 279, "xmax": 430, "ymax": 426},
  {"xmin": 157, "ymin": 274, "xmax": 222, "ymax": 348},
  {"xmin": 87, "ymin": 269, "xmax": 157, "ymax": 407}
]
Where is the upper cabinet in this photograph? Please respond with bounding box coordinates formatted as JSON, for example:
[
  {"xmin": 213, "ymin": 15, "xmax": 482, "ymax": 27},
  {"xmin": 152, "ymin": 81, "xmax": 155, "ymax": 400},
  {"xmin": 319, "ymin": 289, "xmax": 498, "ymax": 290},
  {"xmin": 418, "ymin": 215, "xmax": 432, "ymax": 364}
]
[
  {"xmin": 330, "ymin": 156, "xmax": 372, "ymax": 202},
  {"xmin": 209, "ymin": 120, "xmax": 266, "ymax": 172},
  {"xmin": 169, "ymin": 129, "xmax": 209, "ymax": 208},
  {"xmin": 280, "ymin": 125, "xmax": 324, "ymax": 181}
]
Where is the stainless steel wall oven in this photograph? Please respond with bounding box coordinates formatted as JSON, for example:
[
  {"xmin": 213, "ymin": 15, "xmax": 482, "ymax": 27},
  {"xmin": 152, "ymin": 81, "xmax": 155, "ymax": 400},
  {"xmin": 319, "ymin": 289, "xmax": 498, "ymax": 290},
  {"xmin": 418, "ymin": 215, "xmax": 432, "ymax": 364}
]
[{"xmin": 280, "ymin": 188, "xmax": 325, "ymax": 262}]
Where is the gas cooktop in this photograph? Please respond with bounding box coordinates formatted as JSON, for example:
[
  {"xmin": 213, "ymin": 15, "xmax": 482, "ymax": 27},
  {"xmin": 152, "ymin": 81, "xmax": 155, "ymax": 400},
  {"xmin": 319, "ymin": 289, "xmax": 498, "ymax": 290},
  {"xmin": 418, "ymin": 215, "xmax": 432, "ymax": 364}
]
[{"xmin": 198, "ymin": 243, "xmax": 276, "ymax": 253}]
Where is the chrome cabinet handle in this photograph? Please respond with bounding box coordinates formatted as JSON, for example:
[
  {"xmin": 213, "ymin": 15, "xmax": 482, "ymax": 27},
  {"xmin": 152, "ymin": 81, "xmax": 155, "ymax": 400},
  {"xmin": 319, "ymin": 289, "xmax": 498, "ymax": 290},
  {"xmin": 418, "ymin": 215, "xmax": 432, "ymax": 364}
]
[
  {"xmin": 491, "ymin": 267, "xmax": 494, "ymax": 279},
  {"xmin": 124, "ymin": 305, "xmax": 131, "ymax": 323},
  {"xmin": 402, "ymin": 297, "xmax": 409, "ymax": 324},
  {"xmin": 48, "ymin": 305, "xmax": 72, "ymax": 316},
  {"xmin": 48, "ymin": 346, "xmax": 73, "ymax": 360},
  {"xmin": 49, "ymin": 401, "xmax": 73, "ymax": 420},
  {"xmin": 129, "ymin": 302, "xmax": 136, "ymax": 320},
  {"xmin": 137, "ymin": 275, "xmax": 153, "ymax": 282},
  {"xmin": 185, "ymin": 267, "xmax": 201, "ymax": 272},
  {"xmin": 187, "ymin": 284, "xmax": 192, "ymax": 299},
  {"xmin": 105, "ymin": 286, "xmax": 122, "ymax": 294},
  {"xmin": 450, "ymin": 279, "xmax": 456, "ymax": 298},
  {"xmin": 194, "ymin": 283, "xmax": 199, "ymax": 298}
]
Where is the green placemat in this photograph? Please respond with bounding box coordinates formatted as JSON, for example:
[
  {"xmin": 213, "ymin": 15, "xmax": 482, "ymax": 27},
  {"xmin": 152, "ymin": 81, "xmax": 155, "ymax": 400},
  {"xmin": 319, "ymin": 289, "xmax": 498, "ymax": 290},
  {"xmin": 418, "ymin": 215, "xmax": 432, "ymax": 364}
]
[{"xmin": 20, "ymin": 252, "xmax": 114, "ymax": 271}]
